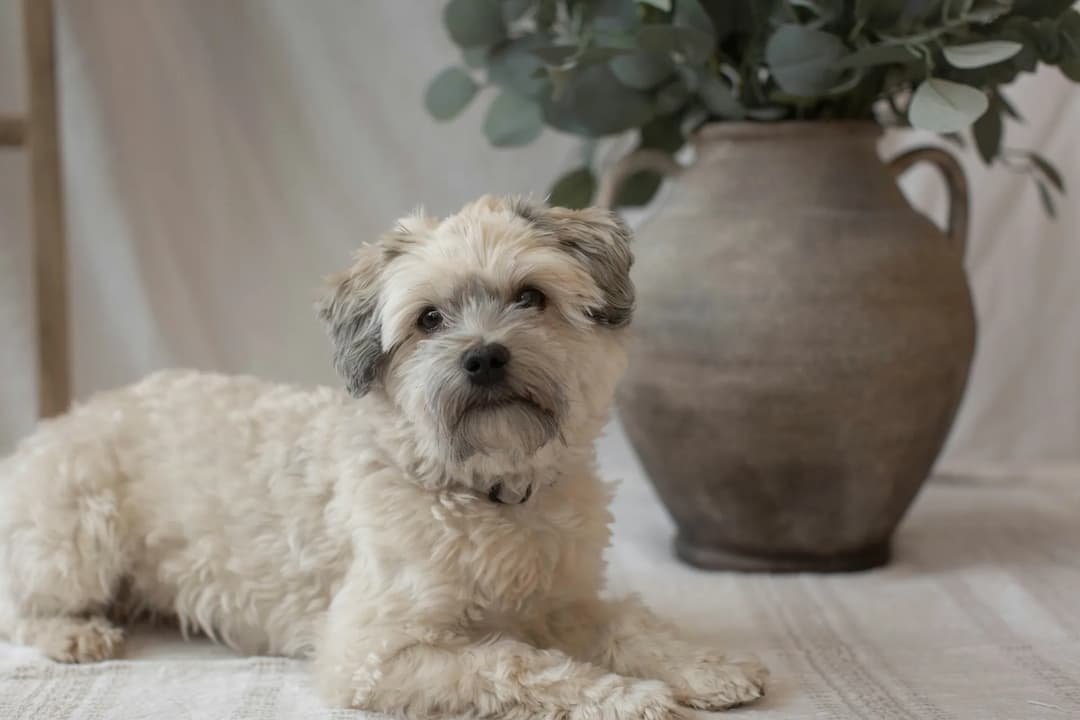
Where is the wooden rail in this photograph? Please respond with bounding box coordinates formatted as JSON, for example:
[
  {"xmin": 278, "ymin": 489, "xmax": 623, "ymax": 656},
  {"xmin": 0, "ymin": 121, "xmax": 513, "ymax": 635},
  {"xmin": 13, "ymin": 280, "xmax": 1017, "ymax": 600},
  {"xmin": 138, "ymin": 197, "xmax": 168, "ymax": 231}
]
[{"xmin": 0, "ymin": 0, "xmax": 71, "ymax": 418}]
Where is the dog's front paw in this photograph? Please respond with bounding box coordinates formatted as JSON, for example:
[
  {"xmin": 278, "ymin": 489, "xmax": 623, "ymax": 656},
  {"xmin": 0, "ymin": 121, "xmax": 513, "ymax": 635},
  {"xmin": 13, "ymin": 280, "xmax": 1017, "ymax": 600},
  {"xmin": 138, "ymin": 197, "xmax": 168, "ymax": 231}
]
[
  {"xmin": 32, "ymin": 616, "xmax": 125, "ymax": 664},
  {"xmin": 670, "ymin": 657, "xmax": 768, "ymax": 711},
  {"xmin": 572, "ymin": 678, "xmax": 686, "ymax": 720}
]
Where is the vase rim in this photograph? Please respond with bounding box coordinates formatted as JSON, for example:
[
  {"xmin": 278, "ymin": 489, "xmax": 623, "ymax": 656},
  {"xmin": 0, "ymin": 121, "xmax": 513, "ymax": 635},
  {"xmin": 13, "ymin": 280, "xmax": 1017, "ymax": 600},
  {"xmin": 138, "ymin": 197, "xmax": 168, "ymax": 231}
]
[{"xmin": 693, "ymin": 121, "xmax": 883, "ymax": 143}]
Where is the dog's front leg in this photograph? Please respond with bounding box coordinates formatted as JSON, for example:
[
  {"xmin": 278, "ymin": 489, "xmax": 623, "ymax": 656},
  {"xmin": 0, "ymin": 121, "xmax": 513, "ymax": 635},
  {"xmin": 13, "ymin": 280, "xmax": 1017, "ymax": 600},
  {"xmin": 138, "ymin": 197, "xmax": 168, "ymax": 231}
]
[
  {"xmin": 541, "ymin": 596, "xmax": 768, "ymax": 711},
  {"xmin": 317, "ymin": 625, "xmax": 684, "ymax": 720}
]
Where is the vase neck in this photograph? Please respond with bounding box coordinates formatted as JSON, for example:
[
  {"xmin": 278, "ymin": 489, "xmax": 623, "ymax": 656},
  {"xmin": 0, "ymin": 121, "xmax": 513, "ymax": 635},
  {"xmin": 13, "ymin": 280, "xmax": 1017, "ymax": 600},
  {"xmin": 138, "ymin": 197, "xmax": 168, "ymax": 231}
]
[{"xmin": 687, "ymin": 125, "xmax": 901, "ymax": 211}]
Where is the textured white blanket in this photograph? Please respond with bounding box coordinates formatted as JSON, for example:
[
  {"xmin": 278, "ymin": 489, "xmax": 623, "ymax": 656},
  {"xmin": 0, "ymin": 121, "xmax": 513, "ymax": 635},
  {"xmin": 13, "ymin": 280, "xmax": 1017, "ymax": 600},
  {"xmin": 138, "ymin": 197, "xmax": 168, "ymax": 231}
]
[{"xmin": 2, "ymin": 427, "xmax": 1079, "ymax": 719}]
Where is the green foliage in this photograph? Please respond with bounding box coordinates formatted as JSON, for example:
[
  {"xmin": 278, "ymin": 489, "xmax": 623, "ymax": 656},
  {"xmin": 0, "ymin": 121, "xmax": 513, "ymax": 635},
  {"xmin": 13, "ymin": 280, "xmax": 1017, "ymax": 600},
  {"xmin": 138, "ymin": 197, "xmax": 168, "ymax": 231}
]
[
  {"xmin": 425, "ymin": 67, "xmax": 479, "ymax": 120},
  {"xmin": 549, "ymin": 166, "xmax": 597, "ymax": 208},
  {"xmin": 766, "ymin": 25, "xmax": 847, "ymax": 97},
  {"xmin": 909, "ymin": 78, "xmax": 990, "ymax": 132},
  {"xmin": 483, "ymin": 90, "xmax": 544, "ymax": 146},
  {"xmin": 427, "ymin": 0, "xmax": 1080, "ymax": 211}
]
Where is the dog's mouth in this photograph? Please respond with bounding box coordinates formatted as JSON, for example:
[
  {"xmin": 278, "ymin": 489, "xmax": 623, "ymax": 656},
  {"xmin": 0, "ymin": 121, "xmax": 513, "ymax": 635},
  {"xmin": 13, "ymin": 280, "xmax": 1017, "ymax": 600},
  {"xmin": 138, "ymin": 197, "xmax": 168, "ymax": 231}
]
[
  {"xmin": 440, "ymin": 385, "xmax": 564, "ymax": 461},
  {"xmin": 458, "ymin": 392, "xmax": 547, "ymax": 423}
]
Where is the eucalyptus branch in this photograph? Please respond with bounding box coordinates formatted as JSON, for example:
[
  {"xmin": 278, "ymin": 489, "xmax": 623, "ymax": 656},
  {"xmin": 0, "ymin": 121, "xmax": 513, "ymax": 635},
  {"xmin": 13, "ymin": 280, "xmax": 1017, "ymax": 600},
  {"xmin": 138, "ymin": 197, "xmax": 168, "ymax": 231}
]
[
  {"xmin": 877, "ymin": 11, "xmax": 998, "ymax": 47},
  {"xmin": 426, "ymin": 0, "xmax": 1078, "ymax": 212}
]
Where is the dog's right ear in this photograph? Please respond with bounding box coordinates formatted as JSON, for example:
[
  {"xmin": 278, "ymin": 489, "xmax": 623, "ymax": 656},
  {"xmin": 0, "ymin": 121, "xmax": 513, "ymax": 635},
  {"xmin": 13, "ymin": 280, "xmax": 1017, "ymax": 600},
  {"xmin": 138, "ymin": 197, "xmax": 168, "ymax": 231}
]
[
  {"xmin": 317, "ymin": 243, "xmax": 386, "ymax": 397},
  {"xmin": 317, "ymin": 214, "xmax": 435, "ymax": 396}
]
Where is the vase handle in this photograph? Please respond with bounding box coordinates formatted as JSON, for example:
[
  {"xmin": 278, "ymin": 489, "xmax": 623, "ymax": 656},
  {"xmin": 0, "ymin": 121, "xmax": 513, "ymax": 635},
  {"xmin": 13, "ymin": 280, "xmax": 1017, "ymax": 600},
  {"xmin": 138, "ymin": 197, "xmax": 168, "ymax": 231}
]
[
  {"xmin": 887, "ymin": 146, "xmax": 969, "ymax": 257},
  {"xmin": 595, "ymin": 149, "xmax": 684, "ymax": 210}
]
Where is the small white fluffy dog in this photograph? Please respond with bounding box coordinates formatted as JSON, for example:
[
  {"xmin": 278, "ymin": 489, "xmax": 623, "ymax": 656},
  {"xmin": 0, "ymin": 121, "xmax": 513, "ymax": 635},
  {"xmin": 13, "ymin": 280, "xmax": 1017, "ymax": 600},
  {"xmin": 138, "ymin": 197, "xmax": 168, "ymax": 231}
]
[{"xmin": 0, "ymin": 196, "xmax": 766, "ymax": 718}]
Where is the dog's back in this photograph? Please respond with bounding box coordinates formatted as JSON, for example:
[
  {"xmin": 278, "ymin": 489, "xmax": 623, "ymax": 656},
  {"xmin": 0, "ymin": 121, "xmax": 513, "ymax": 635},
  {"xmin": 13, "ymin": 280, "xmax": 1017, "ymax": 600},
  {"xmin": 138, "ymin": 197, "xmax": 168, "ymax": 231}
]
[{"xmin": 0, "ymin": 370, "xmax": 359, "ymax": 659}]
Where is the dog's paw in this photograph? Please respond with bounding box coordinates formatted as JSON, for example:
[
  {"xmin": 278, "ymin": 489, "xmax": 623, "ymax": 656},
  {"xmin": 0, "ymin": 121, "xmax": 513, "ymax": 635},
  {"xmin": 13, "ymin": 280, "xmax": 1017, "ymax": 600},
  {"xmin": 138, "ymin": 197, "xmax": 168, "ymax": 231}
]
[
  {"xmin": 572, "ymin": 678, "xmax": 686, "ymax": 720},
  {"xmin": 670, "ymin": 657, "xmax": 768, "ymax": 711},
  {"xmin": 34, "ymin": 616, "xmax": 125, "ymax": 663}
]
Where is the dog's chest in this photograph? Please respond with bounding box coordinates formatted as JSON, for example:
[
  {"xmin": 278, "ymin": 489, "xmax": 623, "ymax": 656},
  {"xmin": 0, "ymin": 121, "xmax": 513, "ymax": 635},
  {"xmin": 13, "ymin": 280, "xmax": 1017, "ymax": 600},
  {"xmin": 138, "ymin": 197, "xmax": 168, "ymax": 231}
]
[{"xmin": 427, "ymin": 490, "xmax": 608, "ymax": 615}]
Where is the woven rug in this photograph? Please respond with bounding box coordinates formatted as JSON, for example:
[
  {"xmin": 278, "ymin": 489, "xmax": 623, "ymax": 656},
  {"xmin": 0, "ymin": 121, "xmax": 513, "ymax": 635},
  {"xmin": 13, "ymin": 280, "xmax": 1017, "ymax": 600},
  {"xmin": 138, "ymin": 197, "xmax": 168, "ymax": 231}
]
[{"xmin": 3, "ymin": 431, "xmax": 1079, "ymax": 719}]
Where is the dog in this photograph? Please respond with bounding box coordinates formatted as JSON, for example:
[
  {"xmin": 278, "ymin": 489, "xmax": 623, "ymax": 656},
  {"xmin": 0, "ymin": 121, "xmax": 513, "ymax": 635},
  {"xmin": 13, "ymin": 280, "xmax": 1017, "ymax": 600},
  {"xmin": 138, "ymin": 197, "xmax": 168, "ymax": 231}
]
[{"xmin": 0, "ymin": 196, "xmax": 767, "ymax": 718}]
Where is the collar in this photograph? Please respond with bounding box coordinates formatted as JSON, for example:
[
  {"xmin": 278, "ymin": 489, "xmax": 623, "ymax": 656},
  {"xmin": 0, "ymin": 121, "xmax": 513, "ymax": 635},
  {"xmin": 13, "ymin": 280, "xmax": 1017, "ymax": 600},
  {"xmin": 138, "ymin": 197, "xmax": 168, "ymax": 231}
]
[{"xmin": 487, "ymin": 481, "xmax": 533, "ymax": 505}]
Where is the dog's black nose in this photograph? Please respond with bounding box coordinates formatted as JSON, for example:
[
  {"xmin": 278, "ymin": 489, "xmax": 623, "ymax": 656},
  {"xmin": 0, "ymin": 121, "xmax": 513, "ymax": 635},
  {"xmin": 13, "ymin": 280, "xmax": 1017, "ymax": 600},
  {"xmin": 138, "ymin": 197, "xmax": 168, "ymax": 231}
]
[{"xmin": 462, "ymin": 343, "xmax": 510, "ymax": 386}]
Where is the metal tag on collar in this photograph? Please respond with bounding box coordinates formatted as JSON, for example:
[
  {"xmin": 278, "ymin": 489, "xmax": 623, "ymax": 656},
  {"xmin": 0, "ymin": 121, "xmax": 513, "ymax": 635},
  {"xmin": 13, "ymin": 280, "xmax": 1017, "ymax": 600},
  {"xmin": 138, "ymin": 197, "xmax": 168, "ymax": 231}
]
[{"xmin": 488, "ymin": 482, "xmax": 533, "ymax": 505}]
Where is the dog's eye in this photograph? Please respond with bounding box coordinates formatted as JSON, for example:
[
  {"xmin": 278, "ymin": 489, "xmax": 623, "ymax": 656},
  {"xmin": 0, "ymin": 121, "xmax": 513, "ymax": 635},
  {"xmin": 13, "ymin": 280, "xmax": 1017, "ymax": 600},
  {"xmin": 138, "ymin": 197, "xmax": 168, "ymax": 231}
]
[
  {"xmin": 417, "ymin": 307, "xmax": 444, "ymax": 332},
  {"xmin": 515, "ymin": 287, "xmax": 546, "ymax": 310}
]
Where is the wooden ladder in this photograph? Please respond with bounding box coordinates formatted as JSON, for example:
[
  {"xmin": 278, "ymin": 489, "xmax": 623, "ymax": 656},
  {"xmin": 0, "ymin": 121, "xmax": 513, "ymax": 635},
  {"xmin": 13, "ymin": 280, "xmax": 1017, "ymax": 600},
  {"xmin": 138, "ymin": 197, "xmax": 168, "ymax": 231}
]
[{"xmin": 1, "ymin": 0, "xmax": 70, "ymax": 418}]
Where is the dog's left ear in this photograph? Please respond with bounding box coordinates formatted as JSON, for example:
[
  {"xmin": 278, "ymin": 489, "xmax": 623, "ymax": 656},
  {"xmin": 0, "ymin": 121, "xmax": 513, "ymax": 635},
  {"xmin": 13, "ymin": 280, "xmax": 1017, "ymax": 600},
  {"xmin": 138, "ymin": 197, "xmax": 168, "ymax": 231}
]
[{"xmin": 524, "ymin": 203, "xmax": 635, "ymax": 328}]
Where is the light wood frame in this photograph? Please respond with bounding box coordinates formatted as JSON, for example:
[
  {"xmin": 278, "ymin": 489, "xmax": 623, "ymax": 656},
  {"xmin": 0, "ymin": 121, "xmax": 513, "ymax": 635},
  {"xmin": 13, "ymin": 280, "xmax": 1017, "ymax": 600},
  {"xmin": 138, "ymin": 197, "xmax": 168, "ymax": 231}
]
[{"xmin": 1, "ymin": 0, "xmax": 70, "ymax": 418}]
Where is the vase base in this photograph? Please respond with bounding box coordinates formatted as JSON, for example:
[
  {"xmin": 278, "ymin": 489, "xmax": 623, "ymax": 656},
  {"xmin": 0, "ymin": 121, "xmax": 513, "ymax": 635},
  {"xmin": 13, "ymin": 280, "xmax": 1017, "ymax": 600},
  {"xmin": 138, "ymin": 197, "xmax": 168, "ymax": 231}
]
[{"xmin": 674, "ymin": 535, "xmax": 891, "ymax": 573}]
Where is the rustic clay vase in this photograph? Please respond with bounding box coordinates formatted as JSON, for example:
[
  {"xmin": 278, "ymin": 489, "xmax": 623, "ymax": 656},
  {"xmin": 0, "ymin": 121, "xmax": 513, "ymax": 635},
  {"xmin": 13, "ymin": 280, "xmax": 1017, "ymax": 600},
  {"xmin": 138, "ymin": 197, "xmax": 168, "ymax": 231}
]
[{"xmin": 598, "ymin": 122, "xmax": 976, "ymax": 572}]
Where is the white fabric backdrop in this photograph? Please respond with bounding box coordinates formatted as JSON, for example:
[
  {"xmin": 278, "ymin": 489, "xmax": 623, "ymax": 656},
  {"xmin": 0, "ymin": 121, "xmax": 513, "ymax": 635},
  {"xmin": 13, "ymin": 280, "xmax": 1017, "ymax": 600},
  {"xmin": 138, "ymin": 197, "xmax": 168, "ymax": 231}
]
[{"xmin": 1, "ymin": 1, "xmax": 1078, "ymax": 472}]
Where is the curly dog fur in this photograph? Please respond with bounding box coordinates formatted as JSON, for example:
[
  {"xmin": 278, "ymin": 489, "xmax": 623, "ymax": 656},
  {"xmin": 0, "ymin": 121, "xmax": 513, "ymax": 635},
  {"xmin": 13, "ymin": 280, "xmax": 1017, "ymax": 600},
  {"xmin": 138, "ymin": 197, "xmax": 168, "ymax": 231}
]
[{"xmin": 0, "ymin": 196, "xmax": 766, "ymax": 718}]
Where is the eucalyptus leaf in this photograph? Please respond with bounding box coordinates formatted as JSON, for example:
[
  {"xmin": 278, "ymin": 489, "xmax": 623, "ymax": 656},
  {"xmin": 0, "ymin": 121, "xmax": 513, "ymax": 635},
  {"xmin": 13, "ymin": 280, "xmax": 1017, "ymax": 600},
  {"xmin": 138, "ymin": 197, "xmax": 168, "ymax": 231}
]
[
  {"xmin": 765, "ymin": 25, "xmax": 848, "ymax": 96},
  {"xmin": 908, "ymin": 78, "xmax": 989, "ymax": 132},
  {"xmin": 639, "ymin": 25, "xmax": 714, "ymax": 65},
  {"xmin": 675, "ymin": 64, "xmax": 701, "ymax": 91},
  {"xmin": 1029, "ymin": 152, "xmax": 1065, "ymax": 191},
  {"xmin": 537, "ymin": 0, "xmax": 557, "ymax": 28},
  {"xmin": 902, "ymin": 0, "xmax": 942, "ymax": 21},
  {"xmin": 1036, "ymin": 179, "xmax": 1057, "ymax": 217},
  {"xmin": 483, "ymin": 91, "xmax": 544, "ymax": 146},
  {"xmin": 972, "ymin": 104, "xmax": 1002, "ymax": 164},
  {"xmin": 614, "ymin": 170, "xmax": 664, "ymax": 207},
  {"xmin": 1061, "ymin": 12, "xmax": 1080, "ymax": 64},
  {"xmin": 964, "ymin": 0, "xmax": 1013, "ymax": 24},
  {"xmin": 855, "ymin": 0, "xmax": 907, "ymax": 27},
  {"xmin": 489, "ymin": 38, "xmax": 550, "ymax": 97},
  {"xmin": 640, "ymin": 114, "xmax": 686, "ymax": 152},
  {"xmin": 530, "ymin": 46, "xmax": 581, "ymax": 65},
  {"xmin": 699, "ymin": 74, "xmax": 746, "ymax": 118},
  {"xmin": 611, "ymin": 51, "xmax": 675, "ymax": 89},
  {"xmin": 531, "ymin": 45, "xmax": 631, "ymax": 66},
  {"xmin": 591, "ymin": 0, "xmax": 639, "ymax": 21},
  {"xmin": 673, "ymin": 0, "xmax": 716, "ymax": 38},
  {"xmin": 541, "ymin": 93, "xmax": 591, "ymax": 135},
  {"xmin": 593, "ymin": 23, "xmax": 641, "ymax": 50},
  {"xmin": 463, "ymin": 47, "xmax": 488, "ymax": 69},
  {"xmin": 994, "ymin": 89, "xmax": 1022, "ymax": 120},
  {"xmin": 444, "ymin": 0, "xmax": 506, "ymax": 48},
  {"xmin": 656, "ymin": 78, "xmax": 693, "ymax": 113},
  {"xmin": 1012, "ymin": 0, "xmax": 1077, "ymax": 19},
  {"xmin": 424, "ymin": 67, "xmax": 479, "ymax": 120},
  {"xmin": 549, "ymin": 167, "xmax": 597, "ymax": 209},
  {"xmin": 788, "ymin": 0, "xmax": 845, "ymax": 21},
  {"xmin": 564, "ymin": 64, "xmax": 655, "ymax": 134},
  {"xmin": 943, "ymin": 41, "xmax": 1024, "ymax": 68},
  {"xmin": 834, "ymin": 43, "xmax": 919, "ymax": 69},
  {"xmin": 503, "ymin": 0, "xmax": 533, "ymax": 23}
]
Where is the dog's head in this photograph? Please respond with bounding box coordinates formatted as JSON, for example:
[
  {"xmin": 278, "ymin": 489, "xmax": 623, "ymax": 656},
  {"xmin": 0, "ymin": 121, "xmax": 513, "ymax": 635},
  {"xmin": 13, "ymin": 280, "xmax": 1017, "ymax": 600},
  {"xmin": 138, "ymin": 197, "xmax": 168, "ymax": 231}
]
[{"xmin": 317, "ymin": 196, "xmax": 633, "ymax": 479}]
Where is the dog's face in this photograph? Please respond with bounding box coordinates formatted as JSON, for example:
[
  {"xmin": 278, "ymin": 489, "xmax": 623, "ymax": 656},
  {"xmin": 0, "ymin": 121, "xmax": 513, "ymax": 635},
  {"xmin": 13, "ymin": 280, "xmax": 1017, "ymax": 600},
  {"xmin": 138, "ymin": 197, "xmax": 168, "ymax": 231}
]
[{"xmin": 317, "ymin": 196, "xmax": 633, "ymax": 475}]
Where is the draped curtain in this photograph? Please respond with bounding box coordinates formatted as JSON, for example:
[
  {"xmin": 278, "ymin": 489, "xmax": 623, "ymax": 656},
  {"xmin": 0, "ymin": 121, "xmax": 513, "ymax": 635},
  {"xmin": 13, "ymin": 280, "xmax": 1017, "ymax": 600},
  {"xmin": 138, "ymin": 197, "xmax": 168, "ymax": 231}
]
[{"xmin": 1, "ymin": 1, "xmax": 1077, "ymax": 474}]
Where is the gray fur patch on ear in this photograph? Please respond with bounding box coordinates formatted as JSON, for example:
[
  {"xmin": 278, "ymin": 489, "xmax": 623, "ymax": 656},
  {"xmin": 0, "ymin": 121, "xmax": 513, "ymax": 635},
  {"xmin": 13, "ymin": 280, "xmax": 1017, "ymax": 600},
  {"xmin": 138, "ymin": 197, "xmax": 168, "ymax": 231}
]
[
  {"xmin": 316, "ymin": 248, "xmax": 385, "ymax": 396},
  {"xmin": 509, "ymin": 196, "xmax": 540, "ymax": 223},
  {"xmin": 528, "ymin": 204, "xmax": 635, "ymax": 328}
]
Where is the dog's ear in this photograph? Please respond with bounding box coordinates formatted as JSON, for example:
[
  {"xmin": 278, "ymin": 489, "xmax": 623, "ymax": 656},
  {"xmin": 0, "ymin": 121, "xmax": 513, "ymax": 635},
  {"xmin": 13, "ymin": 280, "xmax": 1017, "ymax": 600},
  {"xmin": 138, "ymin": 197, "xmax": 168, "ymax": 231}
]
[
  {"xmin": 317, "ymin": 213, "xmax": 436, "ymax": 395},
  {"xmin": 317, "ymin": 243, "xmax": 386, "ymax": 396},
  {"xmin": 318, "ymin": 214, "xmax": 436, "ymax": 395},
  {"xmin": 523, "ymin": 203, "xmax": 635, "ymax": 328}
]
